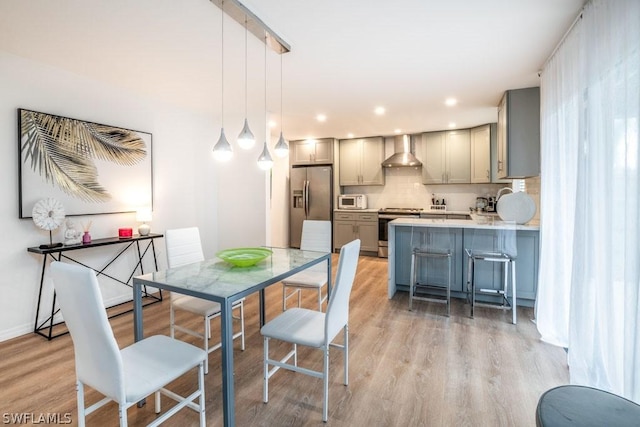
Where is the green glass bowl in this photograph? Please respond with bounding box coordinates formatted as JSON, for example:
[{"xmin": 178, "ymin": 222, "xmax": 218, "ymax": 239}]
[{"xmin": 216, "ymin": 247, "xmax": 273, "ymax": 267}]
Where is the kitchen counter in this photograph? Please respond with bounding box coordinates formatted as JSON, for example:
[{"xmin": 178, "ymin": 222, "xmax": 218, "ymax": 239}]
[
  {"xmin": 387, "ymin": 219, "xmax": 540, "ymax": 306},
  {"xmin": 420, "ymin": 209, "xmax": 471, "ymax": 216},
  {"xmin": 334, "ymin": 208, "xmax": 480, "ymax": 216},
  {"xmin": 390, "ymin": 217, "xmax": 540, "ymax": 231}
]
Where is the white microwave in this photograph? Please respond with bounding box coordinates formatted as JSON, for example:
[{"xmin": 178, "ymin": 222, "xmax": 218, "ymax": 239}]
[{"xmin": 338, "ymin": 194, "xmax": 367, "ymax": 210}]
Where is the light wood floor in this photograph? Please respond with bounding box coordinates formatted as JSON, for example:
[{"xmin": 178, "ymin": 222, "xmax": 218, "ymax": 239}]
[{"xmin": 0, "ymin": 255, "xmax": 568, "ymax": 426}]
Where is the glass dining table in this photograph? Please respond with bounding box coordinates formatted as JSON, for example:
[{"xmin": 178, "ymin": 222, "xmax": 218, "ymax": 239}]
[{"xmin": 132, "ymin": 246, "xmax": 331, "ymax": 427}]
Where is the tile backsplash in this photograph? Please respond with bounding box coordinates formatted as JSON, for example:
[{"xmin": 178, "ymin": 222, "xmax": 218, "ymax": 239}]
[
  {"xmin": 343, "ymin": 167, "xmax": 506, "ymax": 212},
  {"xmin": 524, "ymin": 175, "xmax": 541, "ymax": 221}
]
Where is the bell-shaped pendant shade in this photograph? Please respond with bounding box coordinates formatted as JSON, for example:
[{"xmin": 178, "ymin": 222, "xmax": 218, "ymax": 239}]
[
  {"xmin": 257, "ymin": 141, "xmax": 274, "ymax": 170},
  {"xmin": 237, "ymin": 118, "xmax": 256, "ymax": 150},
  {"xmin": 213, "ymin": 128, "xmax": 233, "ymax": 161},
  {"xmin": 274, "ymin": 131, "xmax": 289, "ymax": 158}
]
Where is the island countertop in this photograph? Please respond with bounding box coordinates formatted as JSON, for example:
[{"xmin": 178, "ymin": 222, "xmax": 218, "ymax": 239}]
[
  {"xmin": 389, "ymin": 217, "xmax": 540, "ymax": 231},
  {"xmin": 387, "ymin": 218, "xmax": 540, "ymax": 302}
]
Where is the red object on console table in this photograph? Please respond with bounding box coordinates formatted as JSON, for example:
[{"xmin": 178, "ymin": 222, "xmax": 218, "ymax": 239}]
[{"xmin": 118, "ymin": 228, "xmax": 133, "ymax": 238}]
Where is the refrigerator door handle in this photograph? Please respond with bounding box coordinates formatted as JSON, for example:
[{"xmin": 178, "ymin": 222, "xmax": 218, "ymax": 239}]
[
  {"xmin": 304, "ymin": 181, "xmax": 311, "ymax": 218},
  {"xmin": 302, "ymin": 180, "xmax": 306, "ymax": 217}
]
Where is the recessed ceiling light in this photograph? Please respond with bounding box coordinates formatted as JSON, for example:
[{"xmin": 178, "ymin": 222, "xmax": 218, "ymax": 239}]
[
  {"xmin": 268, "ymin": 120, "xmax": 277, "ymax": 128},
  {"xmin": 394, "ymin": 129, "xmax": 402, "ymax": 134},
  {"xmin": 374, "ymin": 106, "xmax": 385, "ymax": 115},
  {"xmin": 347, "ymin": 133, "xmax": 354, "ymax": 138},
  {"xmin": 448, "ymin": 122, "xmax": 457, "ymax": 128},
  {"xmin": 316, "ymin": 114, "xmax": 327, "ymax": 122},
  {"xmin": 445, "ymin": 98, "xmax": 457, "ymax": 107}
]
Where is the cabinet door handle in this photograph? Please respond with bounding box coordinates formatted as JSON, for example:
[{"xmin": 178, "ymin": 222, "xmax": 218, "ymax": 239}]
[
  {"xmin": 497, "ymin": 160, "xmax": 503, "ymax": 171},
  {"xmin": 486, "ymin": 170, "xmax": 490, "ymax": 179}
]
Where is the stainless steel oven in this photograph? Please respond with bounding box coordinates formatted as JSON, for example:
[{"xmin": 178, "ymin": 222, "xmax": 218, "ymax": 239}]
[{"xmin": 378, "ymin": 208, "xmax": 422, "ymax": 257}]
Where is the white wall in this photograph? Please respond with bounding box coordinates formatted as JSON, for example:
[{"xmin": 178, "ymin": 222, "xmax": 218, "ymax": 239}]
[
  {"xmin": 267, "ymin": 128, "xmax": 290, "ymax": 248},
  {"xmin": 0, "ymin": 51, "xmax": 268, "ymax": 341}
]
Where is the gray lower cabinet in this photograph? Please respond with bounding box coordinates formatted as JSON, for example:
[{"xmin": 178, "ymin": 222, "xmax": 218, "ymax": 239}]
[
  {"xmin": 461, "ymin": 229, "xmax": 539, "ymax": 303},
  {"xmin": 514, "ymin": 230, "xmax": 539, "ymax": 301},
  {"xmin": 420, "ymin": 214, "xmax": 471, "ymax": 220},
  {"xmin": 446, "ymin": 214, "xmax": 470, "ymax": 220},
  {"xmin": 394, "ymin": 227, "xmax": 464, "ymax": 292},
  {"xmin": 334, "ymin": 212, "xmax": 378, "ymax": 252},
  {"xmin": 420, "ymin": 214, "xmax": 445, "ymax": 219},
  {"xmin": 394, "ymin": 226, "xmax": 539, "ymax": 306}
]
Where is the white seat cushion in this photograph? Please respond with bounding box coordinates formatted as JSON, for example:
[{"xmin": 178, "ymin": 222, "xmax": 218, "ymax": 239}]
[
  {"xmin": 173, "ymin": 295, "xmax": 222, "ymax": 316},
  {"xmin": 121, "ymin": 335, "xmax": 206, "ymax": 403},
  {"xmin": 173, "ymin": 295, "xmax": 245, "ymax": 317},
  {"xmin": 261, "ymin": 308, "xmax": 325, "ymax": 348},
  {"xmin": 281, "ymin": 270, "xmax": 327, "ymax": 289}
]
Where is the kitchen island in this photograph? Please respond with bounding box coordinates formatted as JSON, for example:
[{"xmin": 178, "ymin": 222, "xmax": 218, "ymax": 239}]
[{"xmin": 388, "ymin": 218, "xmax": 540, "ymax": 307}]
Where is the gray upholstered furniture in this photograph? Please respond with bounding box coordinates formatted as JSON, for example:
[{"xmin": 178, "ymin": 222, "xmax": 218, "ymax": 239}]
[{"xmin": 536, "ymin": 385, "xmax": 640, "ymax": 427}]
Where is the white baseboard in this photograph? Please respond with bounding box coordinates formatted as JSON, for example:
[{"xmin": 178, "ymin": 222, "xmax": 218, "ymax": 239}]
[{"xmin": 0, "ymin": 323, "xmax": 34, "ymax": 343}]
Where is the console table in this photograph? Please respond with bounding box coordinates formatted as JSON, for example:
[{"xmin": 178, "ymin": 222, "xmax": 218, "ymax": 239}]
[{"xmin": 27, "ymin": 233, "xmax": 164, "ymax": 340}]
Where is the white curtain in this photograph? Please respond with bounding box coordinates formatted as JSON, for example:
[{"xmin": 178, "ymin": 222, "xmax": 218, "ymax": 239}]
[{"xmin": 537, "ymin": 0, "xmax": 640, "ymax": 403}]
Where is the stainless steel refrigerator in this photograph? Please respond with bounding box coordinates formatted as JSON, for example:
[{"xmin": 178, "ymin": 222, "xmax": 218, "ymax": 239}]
[{"xmin": 290, "ymin": 165, "xmax": 333, "ymax": 248}]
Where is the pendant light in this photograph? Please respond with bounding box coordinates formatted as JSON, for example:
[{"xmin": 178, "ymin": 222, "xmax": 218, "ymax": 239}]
[
  {"xmin": 257, "ymin": 37, "xmax": 274, "ymax": 171},
  {"xmin": 213, "ymin": 0, "xmax": 233, "ymax": 161},
  {"xmin": 237, "ymin": 15, "xmax": 255, "ymax": 150},
  {"xmin": 274, "ymin": 53, "xmax": 289, "ymax": 158}
]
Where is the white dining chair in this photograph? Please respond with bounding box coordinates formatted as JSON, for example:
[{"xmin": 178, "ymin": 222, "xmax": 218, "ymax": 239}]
[
  {"xmin": 165, "ymin": 227, "xmax": 245, "ymax": 375},
  {"xmin": 50, "ymin": 261, "xmax": 206, "ymax": 427},
  {"xmin": 262, "ymin": 238, "xmax": 360, "ymax": 422},
  {"xmin": 282, "ymin": 220, "xmax": 332, "ymax": 311}
]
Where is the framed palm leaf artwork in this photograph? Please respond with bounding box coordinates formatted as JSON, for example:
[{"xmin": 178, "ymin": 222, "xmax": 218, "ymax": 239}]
[{"xmin": 18, "ymin": 108, "xmax": 153, "ymax": 218}]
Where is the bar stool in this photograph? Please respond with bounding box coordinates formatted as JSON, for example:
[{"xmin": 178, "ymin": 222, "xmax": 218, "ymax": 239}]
[
  {"xmin": 409, "ymin": 227, "xmax": 452, "ymax": 316},
  {"xmin": 465, "ymin": 221, "xmax": 517, "ymax": 324}
]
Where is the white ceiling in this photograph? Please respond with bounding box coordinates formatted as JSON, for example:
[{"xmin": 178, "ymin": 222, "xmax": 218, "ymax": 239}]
[{"xmin": 0, "ymin": 0, "xmax": 584, "ymax": 141}]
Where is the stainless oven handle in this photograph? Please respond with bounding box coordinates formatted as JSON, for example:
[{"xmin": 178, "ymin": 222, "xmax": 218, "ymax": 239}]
[{"xmin": 379, "ymin": 214, "xmax": 420, "ymax": 219}]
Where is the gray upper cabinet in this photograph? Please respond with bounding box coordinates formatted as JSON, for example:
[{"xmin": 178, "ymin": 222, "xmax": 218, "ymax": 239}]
[
  {"xmin": 290, "ymin": 138, "xmax": 334, "ymax": 166},
  {"xmin": 421, "ymin": 130, "xmax": 470, "ymax": 184},
  {"xmin": 339, "ymin": 137, "xmax": 385, "ymax": 186},
  {"xmin": 470, "ymin": 125, "xmax": 491, "ymax": 183},
  {"xmin": 497, "ymin": 87, "xmax": 540, "ymax": 178}
]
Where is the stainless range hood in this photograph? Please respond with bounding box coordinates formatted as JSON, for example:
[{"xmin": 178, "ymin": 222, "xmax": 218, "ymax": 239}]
[{"xmin": 381, "ymin": 135, "xmax": 422, "ymax": 168}]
